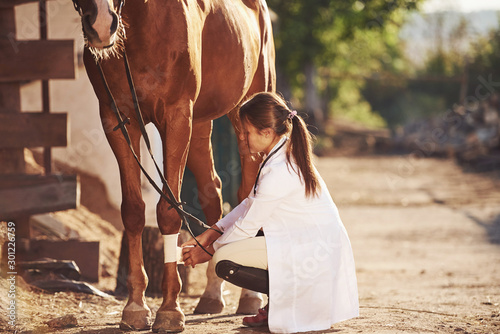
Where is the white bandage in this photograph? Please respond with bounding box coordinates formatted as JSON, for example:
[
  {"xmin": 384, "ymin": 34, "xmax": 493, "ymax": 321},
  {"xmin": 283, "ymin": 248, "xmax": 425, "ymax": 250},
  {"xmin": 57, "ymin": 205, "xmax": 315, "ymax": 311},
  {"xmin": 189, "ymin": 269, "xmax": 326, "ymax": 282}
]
[{"xmin": 163, "ymin": 233, "xmax": 179, "ymax": 263}]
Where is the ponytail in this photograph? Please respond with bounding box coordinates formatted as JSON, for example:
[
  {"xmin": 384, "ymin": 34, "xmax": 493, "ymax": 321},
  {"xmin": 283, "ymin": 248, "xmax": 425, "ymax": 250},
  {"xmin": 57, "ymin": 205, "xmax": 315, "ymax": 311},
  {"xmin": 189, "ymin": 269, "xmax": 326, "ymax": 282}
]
[
  {"xmin": 239, "ymin": 92, "xmax": 320, "ymax": 198},
  {"xmin": 287, "ymin": 114, "xmax": 319, "ymax": 198}
]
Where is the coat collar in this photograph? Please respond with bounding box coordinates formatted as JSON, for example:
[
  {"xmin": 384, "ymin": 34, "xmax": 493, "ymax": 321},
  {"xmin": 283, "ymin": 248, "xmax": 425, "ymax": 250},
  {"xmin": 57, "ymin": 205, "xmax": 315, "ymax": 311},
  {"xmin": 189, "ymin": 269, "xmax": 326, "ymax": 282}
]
[{"xmin": 262, "ymin": 136, "xmax": 288, "ymax": 164}]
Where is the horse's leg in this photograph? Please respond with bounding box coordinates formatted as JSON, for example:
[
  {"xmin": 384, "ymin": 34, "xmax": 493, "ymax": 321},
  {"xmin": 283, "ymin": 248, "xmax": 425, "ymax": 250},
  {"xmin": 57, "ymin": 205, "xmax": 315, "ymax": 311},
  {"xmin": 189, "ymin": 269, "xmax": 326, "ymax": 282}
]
[
  {"xmin": 103, "ymin": 119, "xmax": 152, "ymax": 330},
  {"xmin": 227, "ymin": 110, "xmax": 264, "ymax": 314},
  {"xmin": 152, "ymin": 114, "xmax": 191, "ymax": 333},
  {"xmin": 185, "ymin": 120, "xmax": 225, "ymax": 314}
]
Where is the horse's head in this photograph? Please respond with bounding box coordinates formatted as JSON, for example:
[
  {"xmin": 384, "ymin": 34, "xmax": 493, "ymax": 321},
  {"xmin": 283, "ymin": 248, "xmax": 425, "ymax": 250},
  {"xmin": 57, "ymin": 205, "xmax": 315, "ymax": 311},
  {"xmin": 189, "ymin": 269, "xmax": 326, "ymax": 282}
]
[{"xmin": 73, "ymin": 0, "xmax": 124, "ymax": 58}]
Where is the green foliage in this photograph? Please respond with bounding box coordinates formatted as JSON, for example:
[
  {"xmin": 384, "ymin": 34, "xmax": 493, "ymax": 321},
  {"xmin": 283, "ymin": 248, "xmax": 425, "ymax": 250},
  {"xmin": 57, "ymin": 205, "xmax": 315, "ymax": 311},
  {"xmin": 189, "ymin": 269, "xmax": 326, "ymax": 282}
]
[
  {"xmin": 331, "ymin": 80, "xmax": 387, "ymax": 128},
  {"xmin": 362, "ymin": 13, "xmax": 500, "ymax": 130},
  {"xmin": 268, "ymin": 0, "xmax": 423, "ymax": 128},
  {"xmin": 269, "ymin": 0, "xmax": 500, "ymax": 131},
  {"xmin": 363, "ymin": 79, "xmax": 449, "ymax": 129},
  {"xmin": 467, "ymin": 23, "xmax": 500, "ymax": 99}
]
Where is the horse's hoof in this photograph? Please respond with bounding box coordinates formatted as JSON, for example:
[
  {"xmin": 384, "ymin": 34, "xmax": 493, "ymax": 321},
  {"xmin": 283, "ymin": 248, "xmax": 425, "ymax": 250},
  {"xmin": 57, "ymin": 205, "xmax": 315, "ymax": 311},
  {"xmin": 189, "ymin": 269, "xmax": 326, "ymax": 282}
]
[
  {"xmin": 120, "ymin": 304, "xmax": 152, "ymax": 331},
  {"xmin": 193, "ymin": 297, "xmax": 224, "ymax": 314},
  {"xmin": 236, "ymin": 297, "xmax": 262, "ymax": 315},
  {"xmin": 152, "ymin": 309, "xmax": 185, "ymax": 333}
]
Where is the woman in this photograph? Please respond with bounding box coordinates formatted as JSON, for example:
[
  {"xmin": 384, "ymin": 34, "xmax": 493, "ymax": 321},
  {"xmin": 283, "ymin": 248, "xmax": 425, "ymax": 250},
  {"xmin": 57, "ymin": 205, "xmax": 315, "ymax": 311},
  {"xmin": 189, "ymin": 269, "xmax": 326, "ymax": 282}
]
[{"xmin": 182, "ymin": 92, "xmax": 359, "ymax": 333}]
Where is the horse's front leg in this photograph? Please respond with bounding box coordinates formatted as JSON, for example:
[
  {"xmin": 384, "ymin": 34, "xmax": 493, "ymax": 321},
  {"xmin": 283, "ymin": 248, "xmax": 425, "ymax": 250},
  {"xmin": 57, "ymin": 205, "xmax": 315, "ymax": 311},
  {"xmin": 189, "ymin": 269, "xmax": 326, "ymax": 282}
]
[
  {"xmin": 103, "ymin": 120, "xmax": 152, "ymax": 331},
  {"xmin": 152, "ymin": 111, "xmax": 191, "ymax": 333},
  {"xmin": 185, "ymin": 120, "xmax": 225, "ymax": 314}
]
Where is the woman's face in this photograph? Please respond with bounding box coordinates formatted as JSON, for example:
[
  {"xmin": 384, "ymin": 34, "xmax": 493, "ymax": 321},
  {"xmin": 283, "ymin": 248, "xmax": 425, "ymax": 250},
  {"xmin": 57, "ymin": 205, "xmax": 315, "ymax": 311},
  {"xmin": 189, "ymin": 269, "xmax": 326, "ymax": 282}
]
[{"xmin": 239, "ymin": 120, "xmax": 278, "ymax": 155}]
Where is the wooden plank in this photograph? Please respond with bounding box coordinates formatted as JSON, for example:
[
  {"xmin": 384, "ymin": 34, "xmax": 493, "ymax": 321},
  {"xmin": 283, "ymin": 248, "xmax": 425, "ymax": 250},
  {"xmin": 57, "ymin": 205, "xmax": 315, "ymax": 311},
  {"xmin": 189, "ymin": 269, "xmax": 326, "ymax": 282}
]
[
  {"xmin": 0, "ymin": 82, "xmax": 21, "ymax": 113},
  {"xmin": 0, "ymin": 8, "xmax": 15, "ymax": 34},
  {"xmin": 0, "ymin": 174, "xmax": 80, "ymax": 219},
  {"xmin": 25, "ymin": 240, "xmax": 100, "ymax": 282},
  {"xmin": 0, "ymin": 0, "xmax": 52, "ymax": 8},
  {"xmin": 0, "ymin": 149, "xmax": 25, "ymax": 174},
  {"xmin": 0, "ymin": 8, "xmax": 25, "ymax": 173},
  {"xmin": 0, "ymin": 0, "xmax": 59, "ymax": 8},
  {"xmin": 0, "ymin": 113, "xmax": 68, "ymax": 148},
  {"xmin": 0, "ymin": 40, "xmax": 75, "ymax": 81}
]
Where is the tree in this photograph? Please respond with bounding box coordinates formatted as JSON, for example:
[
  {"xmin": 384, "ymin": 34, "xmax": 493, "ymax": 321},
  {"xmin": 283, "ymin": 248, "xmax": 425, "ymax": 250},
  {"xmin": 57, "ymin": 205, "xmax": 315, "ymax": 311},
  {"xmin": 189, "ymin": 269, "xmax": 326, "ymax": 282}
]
[{"xmin": 267, "ymin": 0, "xmax": 423, "ymax": 129}]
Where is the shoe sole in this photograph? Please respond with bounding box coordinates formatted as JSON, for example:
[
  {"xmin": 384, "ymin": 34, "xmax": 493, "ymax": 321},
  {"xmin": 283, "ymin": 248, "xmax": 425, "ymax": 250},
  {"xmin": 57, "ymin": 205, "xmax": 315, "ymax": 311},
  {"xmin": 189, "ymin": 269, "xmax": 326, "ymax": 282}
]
[{"xmin": 242, "ymin": 320, "xmax": 268, "ymax": 327}]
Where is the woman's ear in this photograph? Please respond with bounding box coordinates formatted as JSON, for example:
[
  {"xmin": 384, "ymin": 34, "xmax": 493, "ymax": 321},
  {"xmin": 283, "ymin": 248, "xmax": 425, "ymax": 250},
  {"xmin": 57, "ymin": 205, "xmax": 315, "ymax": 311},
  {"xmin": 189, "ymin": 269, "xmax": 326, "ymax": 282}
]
[{"xmin": 262, "ymin": 128, "xmax": 273, "ymax": 137}]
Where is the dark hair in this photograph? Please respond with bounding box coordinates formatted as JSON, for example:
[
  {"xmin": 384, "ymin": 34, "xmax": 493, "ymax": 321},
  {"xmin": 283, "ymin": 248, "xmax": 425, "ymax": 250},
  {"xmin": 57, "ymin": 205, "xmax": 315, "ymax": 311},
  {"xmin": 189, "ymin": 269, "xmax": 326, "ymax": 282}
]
[{"xmin": 238, "ymin": 92, "xmax": 319, "ymax": 197}]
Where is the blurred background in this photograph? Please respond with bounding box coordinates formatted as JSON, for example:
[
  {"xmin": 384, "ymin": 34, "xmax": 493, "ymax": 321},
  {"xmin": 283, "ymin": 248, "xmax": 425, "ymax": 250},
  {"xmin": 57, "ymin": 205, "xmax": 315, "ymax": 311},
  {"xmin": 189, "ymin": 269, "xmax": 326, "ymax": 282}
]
[{"xmin": 267, "ymin": 0, "xmax": 500, "ymax": 171}]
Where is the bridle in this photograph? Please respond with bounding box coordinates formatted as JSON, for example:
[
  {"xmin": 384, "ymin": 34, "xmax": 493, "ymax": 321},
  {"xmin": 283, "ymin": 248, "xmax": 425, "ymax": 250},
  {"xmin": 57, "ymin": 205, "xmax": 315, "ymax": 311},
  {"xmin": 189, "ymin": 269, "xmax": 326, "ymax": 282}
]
[
  {"xmin": 72, "ymin": 0, "xmax": 125, "ymax": 18},
  {"xmin": 71, "ymin": 0, "xmax": 222, "ymax": 256},
  {"xmin": 72, "ymin": 0, "xmax": 126, "ymax": 48}
]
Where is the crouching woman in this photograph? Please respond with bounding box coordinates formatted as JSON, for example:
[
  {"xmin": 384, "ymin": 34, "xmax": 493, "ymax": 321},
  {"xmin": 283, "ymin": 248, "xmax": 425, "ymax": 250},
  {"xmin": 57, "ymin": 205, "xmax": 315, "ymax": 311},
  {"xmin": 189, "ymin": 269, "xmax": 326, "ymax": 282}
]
[{"xmin": 182, "ymin": 92, "xmax": 359, "ymax": 333}]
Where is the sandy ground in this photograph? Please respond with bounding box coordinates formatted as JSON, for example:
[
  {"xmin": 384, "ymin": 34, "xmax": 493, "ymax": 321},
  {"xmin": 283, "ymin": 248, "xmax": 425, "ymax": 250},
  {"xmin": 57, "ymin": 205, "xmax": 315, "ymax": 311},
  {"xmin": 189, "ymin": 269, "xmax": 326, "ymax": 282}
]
[{"xmin": 1, "ymin": 155, "xmax": 500, "ymax": 333}]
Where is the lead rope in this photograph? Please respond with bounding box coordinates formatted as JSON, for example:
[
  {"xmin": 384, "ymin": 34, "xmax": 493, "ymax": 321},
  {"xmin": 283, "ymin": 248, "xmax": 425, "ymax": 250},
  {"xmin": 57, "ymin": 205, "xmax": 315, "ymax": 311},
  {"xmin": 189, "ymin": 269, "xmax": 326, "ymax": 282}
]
[{"xmin": 75, "ymin": 0, "xmax": 221, "ymax": 256}]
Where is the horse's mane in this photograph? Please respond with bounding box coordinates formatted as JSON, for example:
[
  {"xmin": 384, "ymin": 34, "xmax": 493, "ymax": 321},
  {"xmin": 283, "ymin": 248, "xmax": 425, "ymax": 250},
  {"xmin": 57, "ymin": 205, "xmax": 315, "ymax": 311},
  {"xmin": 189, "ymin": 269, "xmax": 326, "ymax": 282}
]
[{"xmin": 86, "ymin": 19, "xmax": 127, "ymax": 61}]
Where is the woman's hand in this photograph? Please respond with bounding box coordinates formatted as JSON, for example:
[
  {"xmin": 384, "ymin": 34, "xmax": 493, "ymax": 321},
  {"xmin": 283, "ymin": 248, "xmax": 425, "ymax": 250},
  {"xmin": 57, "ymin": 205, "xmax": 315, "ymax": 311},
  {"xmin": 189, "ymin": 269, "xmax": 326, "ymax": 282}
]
[
  {"xmin": 181, "ymin": 244, "xmax": 213, "ymax": 268},
  {"xmin": 181, "ymin": 226, "xmax": 222, "ymax": 268}
]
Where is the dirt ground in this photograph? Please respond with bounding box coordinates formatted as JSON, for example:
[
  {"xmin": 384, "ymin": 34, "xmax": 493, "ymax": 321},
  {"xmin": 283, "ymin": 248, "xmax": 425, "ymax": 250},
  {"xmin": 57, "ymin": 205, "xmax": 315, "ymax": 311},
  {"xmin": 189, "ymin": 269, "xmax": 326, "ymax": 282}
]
[{"xmin": 1, "ymin": 155, "xmax": 500, "ymax": 333}]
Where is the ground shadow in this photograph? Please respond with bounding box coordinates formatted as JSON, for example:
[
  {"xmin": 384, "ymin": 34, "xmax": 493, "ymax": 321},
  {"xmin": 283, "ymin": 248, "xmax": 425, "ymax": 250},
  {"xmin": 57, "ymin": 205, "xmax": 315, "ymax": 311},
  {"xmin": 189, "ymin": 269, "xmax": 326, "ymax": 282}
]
[
  {"xmin": 466, "ymin": 212, "xmax": 500, "ymax": 245},
  {"xmin": 185, "ymin": 313, "xmax": 242, "ymax": 325},
  {"xmin": 71, "ymin": 328, "xmax": 123, "ymax": 334},
  {"xmin": 234, "ymin": 327, "xmax": 343, "ymax": 334}
]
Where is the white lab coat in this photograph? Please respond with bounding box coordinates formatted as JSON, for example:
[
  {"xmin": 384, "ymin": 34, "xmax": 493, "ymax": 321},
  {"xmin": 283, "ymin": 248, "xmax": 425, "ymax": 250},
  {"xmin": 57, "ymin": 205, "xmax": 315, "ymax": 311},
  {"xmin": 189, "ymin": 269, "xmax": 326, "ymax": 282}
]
[{"xmin": 214, "ymin": 137, "xmax": 359, "ymax": 333}]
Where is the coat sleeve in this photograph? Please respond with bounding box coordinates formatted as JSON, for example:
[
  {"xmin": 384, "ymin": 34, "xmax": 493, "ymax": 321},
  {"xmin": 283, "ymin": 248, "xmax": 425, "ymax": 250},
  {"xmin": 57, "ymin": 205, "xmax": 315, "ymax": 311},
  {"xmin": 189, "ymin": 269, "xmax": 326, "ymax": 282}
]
[
  {"xmin": 213, "ymin": 165, "xmax": 300, "ymax": 251},
  {"xmin": 215, "ymin": 198, "xmax": 250, "ymax": 232}
]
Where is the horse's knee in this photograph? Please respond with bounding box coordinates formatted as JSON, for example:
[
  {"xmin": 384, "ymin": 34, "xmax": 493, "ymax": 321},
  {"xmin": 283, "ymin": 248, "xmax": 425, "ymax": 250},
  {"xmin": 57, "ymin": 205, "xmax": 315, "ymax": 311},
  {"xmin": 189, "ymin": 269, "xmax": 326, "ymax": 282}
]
[
  {"xmin": 197, "ymin": 175, "xmax": 223, "ymax": 225},
  {"xmin": 156, "ymin": 199, "xmax": 182, "ymax": 234},
  {"xmin": 121, "ymin": 198, "xmax": 146, "ymax": 234}
]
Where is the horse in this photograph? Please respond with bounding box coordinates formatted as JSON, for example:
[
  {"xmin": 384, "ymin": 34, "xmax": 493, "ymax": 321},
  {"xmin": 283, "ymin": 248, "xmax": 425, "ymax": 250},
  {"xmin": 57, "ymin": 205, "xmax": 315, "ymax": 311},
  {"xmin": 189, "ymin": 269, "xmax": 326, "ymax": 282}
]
[{"xmin": 72, "ymin": 0, "xmax": 275, "ymax": 331}]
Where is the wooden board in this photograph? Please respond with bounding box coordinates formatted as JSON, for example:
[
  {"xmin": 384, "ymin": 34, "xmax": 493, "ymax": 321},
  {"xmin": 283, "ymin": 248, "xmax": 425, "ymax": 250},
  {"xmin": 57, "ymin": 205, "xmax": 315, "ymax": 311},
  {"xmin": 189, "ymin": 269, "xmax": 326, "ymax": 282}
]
[
  {"xmin": 0, "ymin": 149, "xmax": 25, "ymax": 174},
  {"xmin": 0, "ymin": 113, "xmax": 68, "ymax": 148},
  {"xmin": 0, "ymin": 174, "xmax": 80, "ymax": 219},
  {"xmin": 0, "ymin": 40, "xmax": 75, "ymax": 81},
  {"xmin": 0, "ymin": 82, "xmax": 21, "ymax": 113},
  {"xmin": 0, "ymin": 0, "xmax": 57, "ymax": 8},
  {"xmin": 0, "ymin": 7, "xmax": 15, "ymax": 34},
  {"xmin": 26, "ymin": 240, "xmax": 100, "ymax": 282}
]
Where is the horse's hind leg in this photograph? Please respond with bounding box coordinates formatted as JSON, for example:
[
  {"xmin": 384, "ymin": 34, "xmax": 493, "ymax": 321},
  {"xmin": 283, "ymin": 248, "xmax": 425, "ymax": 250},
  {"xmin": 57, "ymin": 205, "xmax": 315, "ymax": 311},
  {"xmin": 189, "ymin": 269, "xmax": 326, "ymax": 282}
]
[
  {"xmin": 103, "ymin": 120, "xmax": 152, "ymax": 331},
  {"xmin": 186, "ymin": 120, "xmax": 225, "ymax": 314},
  {"xmin": 227, "ymin": 110, "xmax": 264, "ymax": 314}
]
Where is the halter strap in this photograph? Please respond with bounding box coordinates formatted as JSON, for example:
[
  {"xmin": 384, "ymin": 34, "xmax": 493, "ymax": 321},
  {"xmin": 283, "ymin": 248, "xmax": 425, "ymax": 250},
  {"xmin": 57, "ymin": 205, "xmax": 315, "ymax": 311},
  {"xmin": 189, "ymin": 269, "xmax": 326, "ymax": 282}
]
[{"xmin": 71, "ymin": 0, "xmax": 125, "ymax": 17}]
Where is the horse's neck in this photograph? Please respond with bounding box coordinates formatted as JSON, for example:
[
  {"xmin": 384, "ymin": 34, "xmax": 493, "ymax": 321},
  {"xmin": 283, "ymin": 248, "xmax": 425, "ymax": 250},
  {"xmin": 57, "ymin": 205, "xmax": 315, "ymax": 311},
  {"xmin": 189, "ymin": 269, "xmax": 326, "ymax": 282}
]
[{"xmin": 123, "ymin": 0, "xmax": 149, "ymax": 27}]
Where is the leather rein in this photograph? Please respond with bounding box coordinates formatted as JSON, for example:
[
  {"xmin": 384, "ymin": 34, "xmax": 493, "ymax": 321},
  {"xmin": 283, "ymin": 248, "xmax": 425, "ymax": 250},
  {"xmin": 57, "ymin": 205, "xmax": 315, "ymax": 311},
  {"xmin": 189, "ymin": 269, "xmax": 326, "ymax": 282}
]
[{"xmin": 72, "ymin": 0, "xmax": 221, "ymax": 256}]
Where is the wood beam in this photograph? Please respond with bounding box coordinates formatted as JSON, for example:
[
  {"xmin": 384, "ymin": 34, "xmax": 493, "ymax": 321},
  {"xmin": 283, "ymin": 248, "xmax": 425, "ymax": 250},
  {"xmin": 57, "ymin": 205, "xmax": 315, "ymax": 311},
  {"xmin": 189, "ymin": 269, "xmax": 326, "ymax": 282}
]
[
  {"xmin": 0, "ymin": 40, "xmax": 75, "ymax": 81},
  {"xmin": 0, "ymin": 174, "xmax": 80, "ymax": 219},
  {"xmin": 0, "ymin": 112, "xmax": 68, "ymax": 148},
  {"xmin": 0, "ymin": 0, "xmax": 58, "ymax": 8}
]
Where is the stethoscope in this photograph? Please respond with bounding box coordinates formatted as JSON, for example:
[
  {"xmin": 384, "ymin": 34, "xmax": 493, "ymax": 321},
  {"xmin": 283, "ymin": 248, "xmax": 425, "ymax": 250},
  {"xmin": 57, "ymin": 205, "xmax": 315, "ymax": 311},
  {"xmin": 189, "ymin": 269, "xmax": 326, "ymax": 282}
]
[{"xmin": 253, "ymin": 137, "xmax": 288, "ymax": 195}]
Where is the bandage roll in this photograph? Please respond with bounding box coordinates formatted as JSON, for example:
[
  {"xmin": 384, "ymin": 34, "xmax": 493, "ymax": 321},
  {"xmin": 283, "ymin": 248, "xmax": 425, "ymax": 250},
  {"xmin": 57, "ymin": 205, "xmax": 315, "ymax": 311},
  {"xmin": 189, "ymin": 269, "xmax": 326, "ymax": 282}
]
[{"xmin": 163, "ymin": 233, "xmax": 179, "ymax": 263}]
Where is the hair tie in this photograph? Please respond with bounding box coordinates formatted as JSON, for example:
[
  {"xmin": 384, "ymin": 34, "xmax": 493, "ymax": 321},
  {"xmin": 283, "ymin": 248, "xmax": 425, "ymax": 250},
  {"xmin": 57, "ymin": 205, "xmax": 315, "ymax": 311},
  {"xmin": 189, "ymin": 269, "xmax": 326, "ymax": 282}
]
[{"xmin": 288, "ymin": 110, "xmax": 297, "ymax": 120}]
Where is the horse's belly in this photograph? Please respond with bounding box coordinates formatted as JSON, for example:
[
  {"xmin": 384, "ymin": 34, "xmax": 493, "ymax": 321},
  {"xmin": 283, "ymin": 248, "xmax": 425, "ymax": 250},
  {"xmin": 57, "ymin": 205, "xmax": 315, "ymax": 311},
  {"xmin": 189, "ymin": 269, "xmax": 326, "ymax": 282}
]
[{"xmin": 192, "ymin": 2, "xmax": 263, "ymax": 121}]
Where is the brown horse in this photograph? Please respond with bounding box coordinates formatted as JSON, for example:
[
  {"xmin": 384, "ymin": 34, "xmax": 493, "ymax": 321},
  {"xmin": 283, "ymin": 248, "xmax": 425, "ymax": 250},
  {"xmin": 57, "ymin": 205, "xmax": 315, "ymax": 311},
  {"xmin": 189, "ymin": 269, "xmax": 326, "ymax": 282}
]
[{"xmin": 72, "ymin": 0, "xmax": 275, "ymax": 331}]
